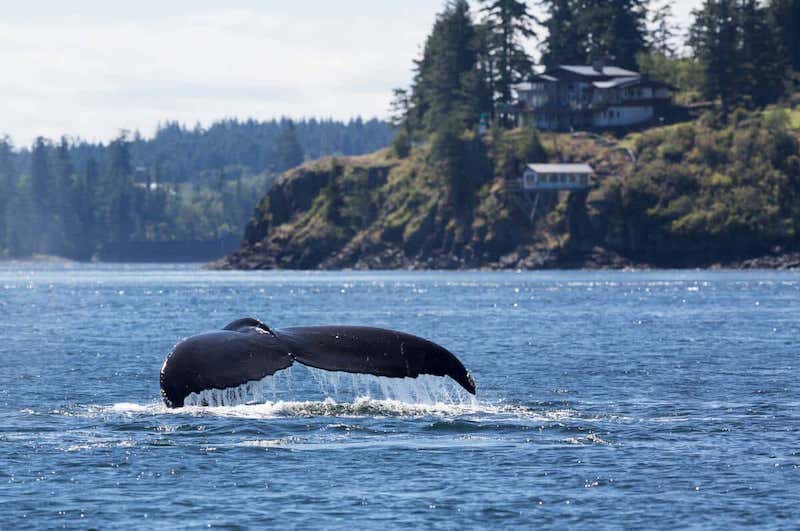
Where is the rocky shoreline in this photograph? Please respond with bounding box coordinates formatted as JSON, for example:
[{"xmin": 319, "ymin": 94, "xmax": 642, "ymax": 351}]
[
  {"xmin": 728, "ymin": 251, "xmax": 800, "ymax": 270},
  {"xmin": 209, "ymin": 245, "xmax": 800, "ymax": 271}
]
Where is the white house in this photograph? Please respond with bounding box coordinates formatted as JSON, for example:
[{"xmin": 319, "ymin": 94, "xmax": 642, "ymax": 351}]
[
  {"xmin": 522, "ymin": 163, "xmax": 595, "ymax": 190},
  {"xmin": 511, "ymin": 64, "xmax": 673, "ymax": 131}
]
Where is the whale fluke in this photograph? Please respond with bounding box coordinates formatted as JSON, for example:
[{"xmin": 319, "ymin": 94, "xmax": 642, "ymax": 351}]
[{"xmin": 160, "ymin": 318, "xmax": 476, "ymax": 408}]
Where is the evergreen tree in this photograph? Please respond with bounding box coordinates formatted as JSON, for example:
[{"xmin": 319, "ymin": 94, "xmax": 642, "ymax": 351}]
[
  {"xmin": 479, "ymin": 0, "xmax": 537, "ymax": 117},
  {"xmin": 691, "ymin": 0, "xmax": 788, "ymax": 111},
  {"xmin": 56, "ymin": 137, "xmax": 74, "ymax": 181},
  {"xmin": 583, "ymin": 0, "xmax": 649, "ymax": 69},
  {"xmin": 389, "ymin": 88, "xmax": 412, "ymax": 136},
  {"xmin": 540, "ymin": 0, "xmax": 587, "ymax": 67},
  {"xmin": 541, "ymin": 0, "xmax": 648, "ymax": 69},
  {"xmin": 107, "ymin": 134, "xmax": 135, "ymax": 243},
  {"xmin": 739, "ymin": 0, "xmax": 788, "ymax": 107},
  {"xmin": 82, "ymin": 157, "xmax": 99, "ymax": 251},
  {"xmin": 689, "ymin": 0, "xmax": 740, "ymax": 112},
  {"xmin": 30, "ymin": 137, "xmax": 52, "ymax": 251},
  {"xmin": 649, "ymin": 0, "xmax": 677, "ymax": 57},
  {"xmin": 768, "ymin": 0, "xmax": 800, "ymax": 73},
  {"xmin": 0, "ymin": 137, "xmax": 14, "ymax": 185},
  {"xmin": 55, "ymin": 137, "xmax": 74, "ymax": 220},
  {"xmin": 410, "ymin": 0, "xmax": 486, "ymax": 132},
  {"xmin": 109, "ymin": 134, "xmax": 133, "ymax": 183},
  {"xmin": 273, "ymin": 120, "xmax": 304, "ymax": 172},
  {"xmin": 389, "ymin": 88, "xmax": 413, "ymax": 157},
  {"xmin": 85, "ymin": 157, "xmax": 99, "ymax": 200},
  {"xmin": 31, "ymin": 138, "xmax": 50, "ymax": 205},
  {"xmin": 0, "ymin": 137, "xmax": 15, "ymax": 253}
]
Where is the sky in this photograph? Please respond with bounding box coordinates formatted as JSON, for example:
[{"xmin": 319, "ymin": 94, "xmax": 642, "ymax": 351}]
[{"xmin": 1, "ymin": 0, "xmax": 702, "ymax": 146}]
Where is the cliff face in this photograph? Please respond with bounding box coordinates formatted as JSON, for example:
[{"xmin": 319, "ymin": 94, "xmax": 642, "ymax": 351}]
[{"xmin": 216, "ymin": 112, "xmax": 800, "ymax": 270}]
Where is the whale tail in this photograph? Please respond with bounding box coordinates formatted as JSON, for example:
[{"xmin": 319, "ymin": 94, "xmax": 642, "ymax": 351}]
[{"xmin": 160, "ymin": 318, "xmax": 476, "ymax": 408}]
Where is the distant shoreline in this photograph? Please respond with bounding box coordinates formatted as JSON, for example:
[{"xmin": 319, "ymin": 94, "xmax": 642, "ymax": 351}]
[{"xmin": 3, "ymin": 251, "xmax": 798, "ymax": 271}]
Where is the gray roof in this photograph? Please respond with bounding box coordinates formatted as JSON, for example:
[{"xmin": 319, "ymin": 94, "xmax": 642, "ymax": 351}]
[
  {"xmin": 514, "ymin": 74, "xmax": 557, "ymax": 91},
  {"xmin": 593, "ymin": 76, "xmax": 642, "ymax": 89},
  {"xmin": 526, "ymin": 163, "xmax": 594, "ymax": 174},
  {"xmin": 557, "ymin": 65, "xmax": 639, "ymax": 77}
]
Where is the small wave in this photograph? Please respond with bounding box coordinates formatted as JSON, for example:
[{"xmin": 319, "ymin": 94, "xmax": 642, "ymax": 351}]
[
  {"xmin": 93, "ymin": 397, "xmax": 576, "ymax": 422},
  {"xmin": 109, "ymin": 402, "xmax": 152, "ymax": 413},
  {"xmin": 72, "ymin": 367, "xmax": 623, "ymax": 424},
  {"xmin": 64, "ymin": 439, "xmax": 137, "ymax": 452},
  {"xmin": 563, "ymin": 433, "xmax": 610, "ymax": 445},
  {"xmin": 180, "ymin": 397, "xmax": 496, "ymax": 419}
]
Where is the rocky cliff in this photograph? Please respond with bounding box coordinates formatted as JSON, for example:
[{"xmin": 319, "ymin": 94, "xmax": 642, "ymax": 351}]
[{"xmin": 214, "ymin": 110, "xmax": 800, "ymax": 270}]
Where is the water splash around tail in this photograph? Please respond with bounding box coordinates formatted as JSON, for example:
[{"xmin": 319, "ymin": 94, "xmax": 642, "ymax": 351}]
[{"xmin": 183, "ymin": 365, "xmax": 476, "ymax": 408}]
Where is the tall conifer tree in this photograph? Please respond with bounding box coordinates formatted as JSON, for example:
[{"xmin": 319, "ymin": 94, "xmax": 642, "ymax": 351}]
[
  {"xmin": 739, "ymin": 0, "xmax": 787, "ymax": 107},
  {"xmin": 0, "ymin": 138, "xmax": 15, "ymax": 253},
  {"xmin": 690, "ymin": 0, "xmax": 740, "ymax": 112},
  {"xmin": 768, "ymin": 0, "xmax": 800, "ymax": 73},
  {"xmin": 649, "ymin": 1, "xmax": 677, "ymax": 57},
  {"xmin": 540, "ymin": 0, "xmax": 587, "ymax": 67},
  {"xmin": 410, "ymin": 0, "xmax": 485, "ymax": 131},
  {"xmin": 479, "ymin": 0, "xmax": 537, "ymax": 116},
  {"xmin": 691, "ymin": 0, "xmax": 788, "ymax": 111},
  {"xmin": 274, "ymin": 120, "xmax": 304, "ymax": 172},
  {"xmin": 580, "ymin": 0, "xmax": 649, "ymax": 69}
]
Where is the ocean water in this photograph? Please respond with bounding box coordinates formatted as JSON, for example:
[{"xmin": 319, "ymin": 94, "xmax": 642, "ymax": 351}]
[{"xmin": 0, "ymin": 264, "xmax": 798, "ymax": 528}]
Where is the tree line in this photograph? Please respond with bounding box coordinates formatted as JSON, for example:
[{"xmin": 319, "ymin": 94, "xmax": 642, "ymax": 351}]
[{"xmin": 0, "ymin": 118, "xmax": 394, "ymax": 259}]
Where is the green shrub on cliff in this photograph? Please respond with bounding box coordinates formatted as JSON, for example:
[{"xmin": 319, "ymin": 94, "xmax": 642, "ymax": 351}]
[{"xmin": 601, "ymin": 109, "xmax": 800, "ymax": 261}]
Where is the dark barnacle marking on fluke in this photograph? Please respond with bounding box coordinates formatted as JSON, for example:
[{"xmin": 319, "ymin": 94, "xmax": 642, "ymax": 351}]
[{"xmin": 160, "ymin": 317, "xmax": 476, "ymax": 408}]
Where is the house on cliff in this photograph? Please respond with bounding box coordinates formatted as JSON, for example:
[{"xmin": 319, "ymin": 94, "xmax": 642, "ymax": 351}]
[
  {"xmin": 522, "ymin": 163, "xmax": 594, "ymax": 190},
  {"xmin": 510, "ymin": 64, "xmax": 674, "ymax": 131}
]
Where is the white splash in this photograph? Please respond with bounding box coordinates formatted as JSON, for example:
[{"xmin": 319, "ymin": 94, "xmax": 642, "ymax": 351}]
[
  {"xmin": 183, "ymin": 367, "xmax": 296, "ymax": 407},
  {"xmin": 182, "ymin": 366, "xmax": 476, "ymax": 408},
  {"xmin": 83, "ymin": 397, "xmax": 586, "ymax": 424},
  {"xmin": 304, "ymin": 367, "xmax": 475, "ymax": 405}
]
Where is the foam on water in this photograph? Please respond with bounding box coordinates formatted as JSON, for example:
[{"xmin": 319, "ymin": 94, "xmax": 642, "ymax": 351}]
[
  {"xmin": 91, "ymin": 365, "xmax": 589, "ymax": 422},
  {"xmin": 90, "ymin": 366, "xmax": 585, "ymax": 421},
  {"xmin": 96, "ymin": 396, "xmax": 573, "ymax": 423}
]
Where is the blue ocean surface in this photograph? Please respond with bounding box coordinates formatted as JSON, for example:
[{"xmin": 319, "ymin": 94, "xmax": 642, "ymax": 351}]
[{"xmin": 0, "ymin": 264, "xmax": 798, "ymax": 528}]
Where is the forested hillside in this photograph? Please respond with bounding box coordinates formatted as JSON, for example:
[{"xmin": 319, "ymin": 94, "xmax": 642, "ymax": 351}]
[
  {"xmin": 0, "ymin": 118, "xmax": 394, "ymax": 259},
  {"xmin": 221, "ymin": 0, "xmax": 800, "ymax": 270},
  {"xmin": 219, "ymin": 108, "xmax": 800, "ymax": 270}
]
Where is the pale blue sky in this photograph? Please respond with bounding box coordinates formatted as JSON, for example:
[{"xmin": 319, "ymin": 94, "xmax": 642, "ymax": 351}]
[{"xmin": 1, "ymin": 1, "xmax": 702, "ymax": 145}]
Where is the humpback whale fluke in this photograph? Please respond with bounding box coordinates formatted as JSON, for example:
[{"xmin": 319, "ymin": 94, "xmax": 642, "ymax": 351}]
[{"xmin": 160, "ymin": 318, "xmax": 476, "ymax": 408}]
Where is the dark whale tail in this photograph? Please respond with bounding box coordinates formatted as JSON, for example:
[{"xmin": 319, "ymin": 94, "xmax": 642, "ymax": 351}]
[{"xmin": 160, "ymin": 318, "xmax": 476, "ymax": 408}]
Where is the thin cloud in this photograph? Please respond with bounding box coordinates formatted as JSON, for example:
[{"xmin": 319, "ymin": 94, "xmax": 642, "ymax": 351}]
[{"xmin": 0, "ymin": 4, "xmax": 437, "ymax": 145}]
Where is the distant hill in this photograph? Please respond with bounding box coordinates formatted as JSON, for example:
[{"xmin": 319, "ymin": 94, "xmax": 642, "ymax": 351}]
[
  {"xmin": 12, "ymin": 117, "xmax": 395, "ymax": 184},
  {"xmin": 0, "ymin": 117, "xmax": 395, "ymax": 260},
  {"xmin": 215, "ymin": 108, "xmax": 800, "ymax": 270}
]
